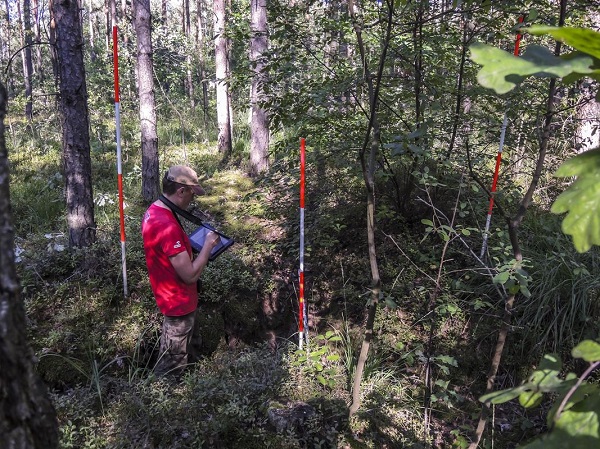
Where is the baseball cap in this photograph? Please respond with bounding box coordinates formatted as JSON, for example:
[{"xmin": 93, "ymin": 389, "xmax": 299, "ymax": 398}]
[{"xmin": 166, "ymin": 165, "xmax": 205, "ymax": 195}]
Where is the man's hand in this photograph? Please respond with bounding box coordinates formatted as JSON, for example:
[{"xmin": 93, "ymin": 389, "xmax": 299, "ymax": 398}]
[
  {"xmin": 170, "ymin": 232, "xmax": 221, "ymax": 284},
  {"xmin": 205, "ymin": 231, "xmax": 221, "ymax": 249}
]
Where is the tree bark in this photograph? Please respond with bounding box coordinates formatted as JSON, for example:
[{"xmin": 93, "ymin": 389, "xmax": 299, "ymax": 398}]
[
  {"xmin": 184, "ymin": 0, "xmax": 194, "ymax": 109},
  {"xmin": 3, "ymin": 0, "xmax": 13, "ymax": 93},
  {"xmin": 214, "ymin": 0, "xmax": 232, "ymax": 156},
  {"xmin": 249, "ymin": 0, "xmax": 269, "ymax": 176},
  {"xmin": 132, "ymin": 0, "xmax": 160, "ymax": 203},
  {"xmin": 161, "ymin": 0, "xmax": 167, "ymax": 26},
  {"xmin": 18, "ymin": 0, "xmax": 34, "ymax": 120},
  {"xmin": 0, "ymin": 82, "xmax": 59, "ymax": 449},
  {"xmin": 51, "ymin": 0, "xmax": 96, "ymax": 248},
  {"xmin": 32, "ymin": 0, "xmax": 44, "ymax": 83},
  {"xmin": 105, "ymin": 0, "xmax": 116, "ymax": 51},
  {"xmin": 196, "ymin": 0, "xmax": 209, "ymax": 120}
]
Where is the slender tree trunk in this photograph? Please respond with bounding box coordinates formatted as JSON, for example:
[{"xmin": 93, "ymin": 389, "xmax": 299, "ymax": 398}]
[
  {"xmin": 184, "ymin": 0, "xmax": 194, "ymax": 109},
  {"xmin": 347, "ymin": 0, "xmax": 393, "ymax": 417},
  {"xmin": 132, "ymin": 0, "xmax": 160, "ymax": 203},
  {"xmin": 51, "ymin": 0, "xmax": 96, "ymax": 248},
  {"xmin": 399, "ymin": 1, "xmax": 425, "ymax": 217},
  {"xmin": 445, "ymin": 14, "xmax": 471, "ymax": 159},
  {"xmin": 105, "ymin": 0, "xmax": 116, "ymax": 51},
  {"xmin": 196, "ymin": 0, "xmax": 208, "ymax": 118},
  {"xmin": 18, "ymin": 0, "xmax": 34, "ymax": 120},
  {"xmin": 214, "ymin": 0, "xmax": 232, "ymax": 156},
  {"xmin": 249, "ymin": 0, "xmax": 269, "ymax": 176},
  {"xmin": 196, "ymin": 0, "xmax": 209, "ymax": 121},
  {"xmin": 161, "ymin": 0, "xmax": 167, "ymax": 26},
  {"xmin": 0, "ymin": 81, "xmax": 59, "ymax": 449},
  {"xmin": 469, "ymin": 2, "xmax": 566, "ymax": 447},
  {"xmin": 2, "ymin": 0, "xmax": 12, "ymax": 93},
  {"xmin": 87, "ymin": 0, "xmax": 97, "ymax": 59},
  {"xmin": 183, "ymin": 0, "xmax": 190, "ymax": 34},
  {"xmin": 32, "ymin": 0, "xmax": 43, "ymax": 82}
]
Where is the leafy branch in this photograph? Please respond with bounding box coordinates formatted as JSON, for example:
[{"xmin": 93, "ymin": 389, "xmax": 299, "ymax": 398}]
[{"xmin": 479, "ymin": 340, "xmax": 600, "ymax": 448}]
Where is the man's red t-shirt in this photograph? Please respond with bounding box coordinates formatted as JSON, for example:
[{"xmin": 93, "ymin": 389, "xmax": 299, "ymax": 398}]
[{"xmin": 142, "ymin": 203, "xmax": 198, "ymax": 316}]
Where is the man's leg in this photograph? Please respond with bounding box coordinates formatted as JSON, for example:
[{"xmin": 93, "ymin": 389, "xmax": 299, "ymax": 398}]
[
  {"xmin": 189, "ymin": 308, "xmax": 203, "ymax": 363},
  {"xmin": 155, "ymin": 312, "xmax": 195, "ymax": 376}
]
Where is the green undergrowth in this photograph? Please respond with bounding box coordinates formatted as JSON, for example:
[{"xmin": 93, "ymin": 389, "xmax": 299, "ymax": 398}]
[{"xmin": 9, "ymin": 115, "xmax": 600, "ymax": 448}]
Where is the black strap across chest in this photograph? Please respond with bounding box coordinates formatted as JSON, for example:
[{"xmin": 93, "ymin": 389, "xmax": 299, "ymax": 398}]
[{"xmin": 159, "ymin": 195, "xmax": 204, "ymax": 228}]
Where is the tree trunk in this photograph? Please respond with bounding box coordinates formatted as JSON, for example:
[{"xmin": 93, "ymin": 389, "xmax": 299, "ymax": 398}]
[
  {"xmin": 161, "ymin": 0, "xmax": 167, "ymax": 26},
  {"xmin": 348, "ymin": 0, "xmax": 393, "ymax": 417},
  {"xmin": 196, "ymin": 0, "xmax": 209, "ymax": 121},
  {"xmin": 105, "ymin": 0, "xmax": 116, "ymax": 51},
  {"xmin": 0, "ymin": 82, "xmax": 59, "ymax": 449},
  {"xmin": 32, "ymin": 0, "xmax": 44, "ymax": 82},
  {"xmin": 444, "ymin": 14, "xmax": 472, "ymax": 159},
  {"xmin": 3, "ymin": 0, "xmax": 13, "ymax": 92},
  {"xmin": 249, "ymin": 0, "xmax": 269, "ymax": 176},
  {"xmin": 132, "ymin": 0, "xmax": 160, "ymax": 203},
  {"xmin": 184, "ymin": 0, "xmax": 194, "ymax": 109},
  {"xmin": 214, "ymin": 0, "xmax": 232, "ymax": 156},
  {"xmin": 18, "ymin": 0, "xmax": 34, "ymax": 121},
  {"xmin": 51, "ymin": 0, "xmax": 96, "ymax": 248}
]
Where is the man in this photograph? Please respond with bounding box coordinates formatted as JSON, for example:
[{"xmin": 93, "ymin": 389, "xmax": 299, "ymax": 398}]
[{"xmin": 142, "ymin": 165, "xmax": 220, "ymax": 376}]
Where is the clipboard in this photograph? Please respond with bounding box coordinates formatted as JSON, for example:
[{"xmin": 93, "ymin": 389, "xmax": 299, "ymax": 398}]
[{"xmin": 188, "ymin": 223, "xmax": 234, "ymax": 261}]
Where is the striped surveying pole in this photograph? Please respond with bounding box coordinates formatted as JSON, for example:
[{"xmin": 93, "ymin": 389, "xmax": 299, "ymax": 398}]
[
  {"xmin": 480, "ymin": 15, "xmax": 525, "ymax": 259},
  {"xmin": 299, "ymin": 138, "xmax": 308, "ymax": 349},
  {"xmin": 113, "ymin": 26, "xmax": 128, "ymax": 298}
]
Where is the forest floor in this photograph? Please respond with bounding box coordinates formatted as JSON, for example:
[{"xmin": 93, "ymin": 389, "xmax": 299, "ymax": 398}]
[{"xmin": 13, "ymin": 143, "xmax": 566, "ymax": 449}]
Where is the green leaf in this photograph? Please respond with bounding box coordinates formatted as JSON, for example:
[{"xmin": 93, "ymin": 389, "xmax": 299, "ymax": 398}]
[
  {"xmin": 435, "ymin": 379, "xmax": 450, "ymax": 389},
  {"xmin": 384, "ymin": 296, "xmax": 398, "ymax": 309},
  {"xmin": 526, "ymin": 26, "xmax": 600, "ymax": 60},
  {"xmin": 493, "ymin": 271, "xmax": 510, "ymax": 284},
  {"xmin": 547, "ymin": 383, "xmax": 599, "ymax": 425},
  {"xmin": 520, "ymin": 284, "xmax": 532, "ymax": 298},
  {"xmin": 528, "ymin": 9, "xmax": 538, "ymax": 21},
  {"xmin": 480, "ymin": 385, "xmax": 528, "ymax": 404},
  {"xmin": 572, "ymin": 340, "xmax": 600, "ymax": 362},
  {"xmin": 326, "ymin": 354, "xmax": 340, "ymax": 362},
  {"xmin": 535, "ymin": 353, "xmax": 562, "ymax": 377},
  {"xmin": 556, "ymin": 397, "xmax": 600, "ymax": 435},
  {"xmin": 520, "ymin": 391, "xmax": 543, "ymax": 408},
  {"xmin": 470, "ymin": 43, "xmax": 594, "ymax": 94},
  {"xmin": 421, "ymin": 219, "xmax": 434, "ymax": 226},
  {"xmin": 551, "ymin": 162, "xmax": 600, "ymax": 252},
  {"xmin": 435, "ymin": 354, "xmax": 458, "ymax": 367},
  {"xmin": 554, "ymin": 148, "xmax": 600, "ymax": 177}
]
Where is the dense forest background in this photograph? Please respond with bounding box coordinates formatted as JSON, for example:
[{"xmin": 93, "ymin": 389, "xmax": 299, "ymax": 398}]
[{"xmin": 1, "ymin": 0, "xmax": 600, "ymax": 447}]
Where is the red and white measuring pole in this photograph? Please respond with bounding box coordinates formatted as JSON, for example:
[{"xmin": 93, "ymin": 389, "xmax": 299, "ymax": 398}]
[
  {"xmin": 113, "ymin": 26, "xmax": 128, "ymax": 298},
  {"xmin": 299, "ymin": 137, "xmax": 308, "ymax": 349},
  {"xmin": 480, "ymin": 16, "xmax": 525, "ymax": 259}
]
